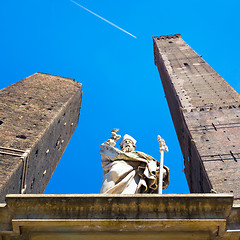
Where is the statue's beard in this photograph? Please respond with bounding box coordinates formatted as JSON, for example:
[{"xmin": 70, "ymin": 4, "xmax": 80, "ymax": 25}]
[{"xmin": 122, "ymin": 145, "xmax": 135, "ymax": 152}]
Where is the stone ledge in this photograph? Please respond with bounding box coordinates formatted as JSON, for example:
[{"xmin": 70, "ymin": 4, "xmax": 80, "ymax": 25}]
[
  {"xmin": 5, "ymin": 194, "xmax": 233, "ymax": 219},
  {"xmin": 0, "ymin": 194, "xmax": 239, "ymax": 239},
  {"xmin": 12, "ymin": 219, "xmax": 226, "ymax": 233}
]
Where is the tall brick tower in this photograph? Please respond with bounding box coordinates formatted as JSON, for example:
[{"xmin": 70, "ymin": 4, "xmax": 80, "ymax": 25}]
[
  {"xmin": 153, "ymin": 34, "xmax": 240, "ymax": 203},
  {"xmin": 0, "ymin": 73, "xmax": 82, "ymax": 202}
]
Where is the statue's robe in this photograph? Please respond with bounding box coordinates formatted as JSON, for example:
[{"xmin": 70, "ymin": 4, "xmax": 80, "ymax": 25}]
[{"xmin": 100, "ymin": 143, "xmax": 169, "ymax": 194}]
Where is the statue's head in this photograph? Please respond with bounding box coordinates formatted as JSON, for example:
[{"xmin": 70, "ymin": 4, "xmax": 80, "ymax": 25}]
[{"xmin": 120, "ymin": 134, "xmax": 136, "ymax": 152}]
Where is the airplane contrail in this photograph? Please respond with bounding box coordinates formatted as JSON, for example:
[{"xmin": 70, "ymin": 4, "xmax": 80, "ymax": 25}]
[{"xmin": 70, "ymin": 0, "xmax": 137, "ymax": 39}]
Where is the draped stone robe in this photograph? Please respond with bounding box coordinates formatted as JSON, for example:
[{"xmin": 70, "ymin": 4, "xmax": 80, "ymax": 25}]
[{"xmin": 100, "ymin": 143, "xmax": 169, "ymax": 194}]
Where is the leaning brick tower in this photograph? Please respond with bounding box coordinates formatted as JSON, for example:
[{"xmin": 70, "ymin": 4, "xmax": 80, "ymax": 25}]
[
  {"xmin": 153, "ymin": 34, "xmax": 240, "ymax": 203},
  {"xmin": 0, "ymin": 73, "xmax": 82, "ymax": 202}
]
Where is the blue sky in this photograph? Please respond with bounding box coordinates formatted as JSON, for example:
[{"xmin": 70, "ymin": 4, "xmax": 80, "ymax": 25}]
[{"xmin": 0, "ymin": 0, "xmax": 240, "ymax": 194}]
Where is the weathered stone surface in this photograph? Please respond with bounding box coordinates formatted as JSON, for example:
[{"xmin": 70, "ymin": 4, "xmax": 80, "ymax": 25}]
[
  {"xmin": 0, "ymin": 73, "xmax": 82, "ymax": 202},
  {"xmin": 153, "ymin": 35, "xmax": 240, "ymax": 204},
  {"xmin": 0, "ymin": 194, "xmax": 238, "ymax": 239}
]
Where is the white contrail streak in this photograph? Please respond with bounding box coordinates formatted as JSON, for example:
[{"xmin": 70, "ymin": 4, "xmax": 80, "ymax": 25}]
[{"xmin": 70, "ymin": 0, "xmax": 137, "ymax": 39}]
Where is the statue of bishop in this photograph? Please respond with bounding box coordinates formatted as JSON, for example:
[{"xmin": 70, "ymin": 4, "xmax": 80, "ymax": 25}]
[{"xmin": 100, "ymin": 129, "xmax": 169, "ymax": 194}]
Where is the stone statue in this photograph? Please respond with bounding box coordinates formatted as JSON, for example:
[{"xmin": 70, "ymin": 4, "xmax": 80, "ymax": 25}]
[{"xmin": 100, "ymin": 129, "xmax": 169, "ymax": 194}]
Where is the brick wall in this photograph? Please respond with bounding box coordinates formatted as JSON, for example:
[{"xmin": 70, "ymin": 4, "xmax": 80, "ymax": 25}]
[
  {"xmin": 0, "ymin": 73, "xmax": 82, "ymax": 202},
  {"xmin": 153, "ymin": 35, "xmax": 240, "ymax": 203}
]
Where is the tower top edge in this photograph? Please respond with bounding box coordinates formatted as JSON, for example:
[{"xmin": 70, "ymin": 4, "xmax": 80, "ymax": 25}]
[
  {"xmin": 153, "ymin": 34, "xmax": 182, "ymax": 40},
  {"xmin": 35, "ymin": 72, "xmax": 75, "ymax": 81},
  {"xmin": 34, "ymin": 72, "xmax": 82, "ymax": 87}
]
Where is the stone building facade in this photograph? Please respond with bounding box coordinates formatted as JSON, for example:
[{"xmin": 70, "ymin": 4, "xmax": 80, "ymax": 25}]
[
  {"xmin": 153, "ymin": 34, "xmax": 240, "ymax": 204},
  {"xmin": 0, "ymin": 73, "xmax": 82, "ymax": 202}
]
